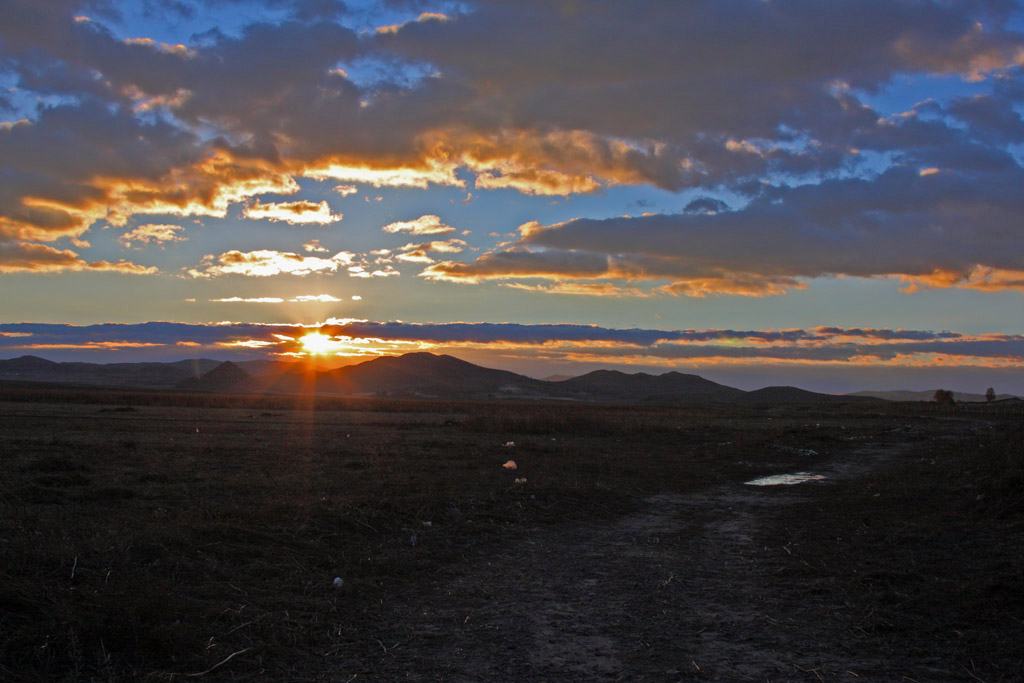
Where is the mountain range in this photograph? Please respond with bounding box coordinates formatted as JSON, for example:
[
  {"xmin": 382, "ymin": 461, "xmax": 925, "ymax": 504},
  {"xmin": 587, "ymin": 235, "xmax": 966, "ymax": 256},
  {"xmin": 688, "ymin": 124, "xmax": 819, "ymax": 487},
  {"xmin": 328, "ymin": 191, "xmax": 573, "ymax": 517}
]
[{"xmin": 0, "ymin": 352, "xmax": 1013, "ymax": 405}]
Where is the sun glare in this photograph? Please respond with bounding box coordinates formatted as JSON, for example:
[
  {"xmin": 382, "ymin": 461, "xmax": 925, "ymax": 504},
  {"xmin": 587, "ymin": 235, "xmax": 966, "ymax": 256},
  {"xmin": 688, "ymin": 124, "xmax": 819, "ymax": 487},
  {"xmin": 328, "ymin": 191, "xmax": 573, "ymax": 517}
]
[{"xmin": 300, "ymin": 333, "xmax": 335, "ymax": 356}]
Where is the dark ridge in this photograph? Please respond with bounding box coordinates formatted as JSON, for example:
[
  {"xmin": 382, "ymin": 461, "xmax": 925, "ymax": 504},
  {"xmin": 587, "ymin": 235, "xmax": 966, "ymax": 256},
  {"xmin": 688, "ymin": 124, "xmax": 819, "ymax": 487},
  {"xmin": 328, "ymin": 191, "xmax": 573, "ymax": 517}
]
[
  {"xmin": 177, "ymin": 361, "xmax": 255, "ymax": 392},
  {"xmin": 0, "ymin": 352, "xmax": 910, "ymax": 405},
  {"xmin": 0, "ymin": 355, "xmax": 59, "ymax": 372},
  {"xmin": 741, "ymin": 386, "xmax": 877, "ymax": 404},
  {"xmin": 558, "ymin": 368, "xmax": 745, "ymax": 402},
  {"xmin": 317, "ymin": 352, "xmax": 545, "ymax": 397}
]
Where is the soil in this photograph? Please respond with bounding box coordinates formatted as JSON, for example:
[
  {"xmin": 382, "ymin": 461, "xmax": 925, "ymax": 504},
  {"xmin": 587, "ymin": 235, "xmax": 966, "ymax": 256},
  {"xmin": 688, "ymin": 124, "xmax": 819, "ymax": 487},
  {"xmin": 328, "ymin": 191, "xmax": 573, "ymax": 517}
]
[
  {"xmin": 353, "ymin": 425, "xmax": 1023, "ymax": 681},
  {"xmin": 361, "ymin": 445, "xmax": 915, "ymax": 681}
]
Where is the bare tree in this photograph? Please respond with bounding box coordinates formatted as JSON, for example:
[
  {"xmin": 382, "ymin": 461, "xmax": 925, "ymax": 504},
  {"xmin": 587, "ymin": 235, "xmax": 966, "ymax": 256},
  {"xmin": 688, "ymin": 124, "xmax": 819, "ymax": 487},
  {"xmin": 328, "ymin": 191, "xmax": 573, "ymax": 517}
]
[
  {"xmin": 934, "ymin": 389, "xmax": 955, "ymax": 405},
  {"xmin": 986, "ymin": 387, "xmax": 996, "ymax": 403}
]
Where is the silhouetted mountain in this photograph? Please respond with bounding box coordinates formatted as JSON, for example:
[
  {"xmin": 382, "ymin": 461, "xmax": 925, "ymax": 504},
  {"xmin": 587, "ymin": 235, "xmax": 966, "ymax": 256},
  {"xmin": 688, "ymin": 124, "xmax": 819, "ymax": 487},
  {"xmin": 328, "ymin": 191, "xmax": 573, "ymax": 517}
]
[
  {"xmin": 742, "ymin": 386, "xmax": 876, "ymax": 404},
  {"xmin": 311, "ymin": 353, "xmax": 547, "ymax": 398},
  {"xmin": 542, "ymin": 374, "xmax": 577, "ymax": 382},
  {"xmin": 557, "ymin": 369, "xmax": 744, "ymax": 403},
  {"xmin": 236, "ymin": 359, "xmax": 287, "ymax": 377},
  {"xmin": 177, "ymin": 361, "xmax": 256, "ymax": 392},
  {"xmin": 0, "ymin": 355, "xmax": 221, "ymax": 387},
  {"xmin": 0, "ymin": 351, "xmax": 897, "ymax": 405},
  {"xmin": 0, "ymin": 355, "xmax": 58, "ymax": 372}
]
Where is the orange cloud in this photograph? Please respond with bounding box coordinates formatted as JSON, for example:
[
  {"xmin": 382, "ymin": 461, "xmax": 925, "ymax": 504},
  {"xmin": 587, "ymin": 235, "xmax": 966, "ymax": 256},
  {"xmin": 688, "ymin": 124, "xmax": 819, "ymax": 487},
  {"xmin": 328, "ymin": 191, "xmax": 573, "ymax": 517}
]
[
  {"xmin": 504, "ymin": 282, "xmax": 653, "ymax": 297},
  {"xmin": 376, "ymin": 11, "xmax": 449, "ymax": 34},
  {"xmin": 900, "ymin": 266, "xmax": 1024, "ymax": 293},
  {"xmin": 118, "ymin": 223, "xmax": 187, "ymax": 249},
  {"xmin": 394, "ymin": 238, "xmax": 468, "ymax": 264},
  {"xmin": 242, "ymin": 199, "xmax": 341, "ymax": 225},
  {"xmin": 189, "ymin": 250, "xmax": 355, "ymax": 278},
  {"xmin": 395, "ymin": 250, "xmax": 434, "ymax": 264},
  {"xmin": 305, "ymin": 162, "xmax": 462, "ymax": 190},
  {"xmin": 398, "ymin": 239, "xmax": 467, "ymax": 254},
  {"xmin": 657, "ymin": 276, "xmax": 807, "ymax": 298},
  {"xmin": 6, "ymin": 0, "xmax": 1024, "ymax": 300},
  {"xmin": 381, "ymin": 215, "xmax": 457, "ymax": 235},
  {"xmin": 473, "ymin": 166, "xmax": 602, "ymax": 196},
  {"xmin": 455, "ymin": 129, "xmax": 674, "ymax": 195},
  {"xmin": 85, "ymin": 260, "xmax": 159, "ymax": 275},
  {"xmin": 208, "ymin": 294, "xmax": 343, "ymax": 303},
  {"xmin": 0, "ymin": 241, "xmax": 157, "ymax": 274},
  {"xmin": 347, "ymin": 263, "xmax": 400, "ymax": 278}
]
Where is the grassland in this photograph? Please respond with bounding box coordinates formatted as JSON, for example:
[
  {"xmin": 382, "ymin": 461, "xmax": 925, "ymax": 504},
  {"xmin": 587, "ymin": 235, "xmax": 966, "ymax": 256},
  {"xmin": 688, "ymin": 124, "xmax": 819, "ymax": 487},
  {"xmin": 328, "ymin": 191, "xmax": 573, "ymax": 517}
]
[{"xmin": 1, "ymin": 383, "xmax": 1022, "ymax": 680}]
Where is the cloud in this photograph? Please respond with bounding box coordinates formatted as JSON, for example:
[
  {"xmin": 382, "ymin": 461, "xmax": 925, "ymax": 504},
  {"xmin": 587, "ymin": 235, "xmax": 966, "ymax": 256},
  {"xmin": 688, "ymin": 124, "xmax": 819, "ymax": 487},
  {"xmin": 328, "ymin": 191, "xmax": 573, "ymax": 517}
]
[
  {"xmin": 656, "ymin": 276, "xmax": 808, "ymax": 298},
  {"xmin": 381, "ymin": 215, "xmax": 456, "ymax": 235},
  {"xmin": 395, "ymin": 237, "xmax": 467, "ymax": 263},
  {"xmin": 118, "ymin": 223, "xmax": 187, "ymax": 248},
  {"xmin": 346, "ymin": 263, "xmax": 400, "ymax": 278},
  {"xmin": 242, "ymin": 199, "xmax": 341, "ymax": 225},
  {"xmin": 188, "ymin": 249, "xmax": 354, "ymax": 277},
  {"xmin": 305, "ymin": 164, "xmax": 462, "ymax": 190},
  {"xmin": 425, "ymin": 163, "xmax": 1024, "ymax": 294},
  {"xmin": 683, "ymin": 197, "xmax": 731, "ymax": 215},
  {"xmin": 375, "ymin": 12, "xmax": 449, "ymax": 35},
  {"xmin": 395, "ymin": 250, "xmax": 434, "ymax": 264},
  {"xmin": 209, "ymin": 293, "xmax": 343, "ymax": 303},
  {"xmin": 2, "ymin": 321, "xmax": 1022, "ymax": 370},
  {"xmin": 503, "ymin": 282, "xmax": 653, "ymax": 298},
  {"xmin": 420, "ymin": 248, "xmax": 614, "ymax": 284},
  {"xmin": 0, "ymin": 241, "xmax": 88, "ymax": 273},
  {"xmin": 0, "ymin": 320, "xmax": 980, "ymax": 349},
  {"xmin": 302, "ymin": 239, "xmax": 328, "ymax": 253},
  {"xmin": 82, "ymin": 259, "xmax": 159, "ymax": 274},
  {"xmin": 900, "ymin": 265, "xmax": 1024, "ymax": 293},
  {"xmin": 3, "ymin": 0, "xmax": 1024, "ymax": 293},
  {"xmin": 0, "ymin": 240, "xmax": 157, "ymax": 274},
  {"xmin": 399, "ymin": 239, "xmax": 467, "ymax": 254}
]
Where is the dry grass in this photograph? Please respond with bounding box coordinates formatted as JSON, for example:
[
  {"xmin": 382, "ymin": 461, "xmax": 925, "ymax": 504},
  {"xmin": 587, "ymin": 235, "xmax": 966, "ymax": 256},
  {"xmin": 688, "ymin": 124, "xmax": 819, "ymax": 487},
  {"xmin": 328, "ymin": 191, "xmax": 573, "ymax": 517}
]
[
  {"xmin": 761, "ymin": 421, "xmax": 1024, "ymax": 681},
  {"xmin": 1, "ymin": 386, "xmax": 1021, "ymax": 680}
]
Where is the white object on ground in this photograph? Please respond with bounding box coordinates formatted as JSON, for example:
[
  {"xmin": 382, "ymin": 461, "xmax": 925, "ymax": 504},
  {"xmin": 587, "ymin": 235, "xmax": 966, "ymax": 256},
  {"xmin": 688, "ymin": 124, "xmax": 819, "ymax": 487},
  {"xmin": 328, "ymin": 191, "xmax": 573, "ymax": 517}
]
[{"xmin": 745, "ymin": 472, "xmax": 825, "ymax": 486}]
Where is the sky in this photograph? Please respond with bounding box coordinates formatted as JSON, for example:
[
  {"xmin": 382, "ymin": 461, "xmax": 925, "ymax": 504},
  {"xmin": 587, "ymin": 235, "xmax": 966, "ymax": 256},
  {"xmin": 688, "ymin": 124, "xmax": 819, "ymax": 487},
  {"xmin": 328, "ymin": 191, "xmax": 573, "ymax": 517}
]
[{"xmin": 2, "ymin": 0, "xmax": 1024, "ymax": 394}]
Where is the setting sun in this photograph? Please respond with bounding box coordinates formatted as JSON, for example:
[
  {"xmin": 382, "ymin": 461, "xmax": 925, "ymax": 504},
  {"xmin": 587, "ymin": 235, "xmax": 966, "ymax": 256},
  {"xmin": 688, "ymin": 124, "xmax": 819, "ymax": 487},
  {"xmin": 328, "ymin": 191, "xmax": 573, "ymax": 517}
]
[{"xmin": 299, "ymin": 333, "xmax": 335, "ymax": 356}]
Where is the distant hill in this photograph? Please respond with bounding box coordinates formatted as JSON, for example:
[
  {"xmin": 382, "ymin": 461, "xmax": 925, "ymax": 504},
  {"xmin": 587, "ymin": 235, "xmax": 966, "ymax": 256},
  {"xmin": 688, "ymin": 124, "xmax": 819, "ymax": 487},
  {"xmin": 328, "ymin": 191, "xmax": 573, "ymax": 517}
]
[
  {"xmin": 0, "ymin": 355, "xmax": 222, "ymax": 387},
  {"xmin": 177, "ymin": 361, "xmax": 257, "ymax": 392},
  {"xmin": 313, "ymin": 352, "xmax": 547, "ymax": 398},
  {"xmin": 0, "ymin": 355, "xmax": 58, "ymax": 372},
  {"xmin": 742, "ymin": 386, "xmax": 877, "ymax": 404},
  {"xmin": 849, "ymin": 389, "xmax": 1020, "ymax": 402},
  {"xmin": 0, "ymin": 352, "xmax": 885, "ymax": 405},
  {"xmin": 542, "ymin": 374, "xmax": 577, "ymax": 382},
  {"xmin": 556, "ymin": 369, "xmax": 745, "ymax": 403}
]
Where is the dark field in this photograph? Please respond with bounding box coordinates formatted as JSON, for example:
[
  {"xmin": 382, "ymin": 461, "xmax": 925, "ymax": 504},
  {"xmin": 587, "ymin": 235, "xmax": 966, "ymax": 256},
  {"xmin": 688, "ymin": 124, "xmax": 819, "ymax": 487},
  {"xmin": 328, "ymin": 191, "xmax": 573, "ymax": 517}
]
[{"xmin": 1, "ymin": 385, "xmax": 1022, "ymax": 681}]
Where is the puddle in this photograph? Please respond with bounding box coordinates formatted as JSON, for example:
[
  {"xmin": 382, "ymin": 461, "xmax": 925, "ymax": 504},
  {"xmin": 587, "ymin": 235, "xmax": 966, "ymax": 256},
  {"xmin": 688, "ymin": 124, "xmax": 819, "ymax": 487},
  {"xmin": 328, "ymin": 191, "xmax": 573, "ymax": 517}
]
[{"xmin": 745, "ymin": 472, "xmax": 826, "ymax": 486}]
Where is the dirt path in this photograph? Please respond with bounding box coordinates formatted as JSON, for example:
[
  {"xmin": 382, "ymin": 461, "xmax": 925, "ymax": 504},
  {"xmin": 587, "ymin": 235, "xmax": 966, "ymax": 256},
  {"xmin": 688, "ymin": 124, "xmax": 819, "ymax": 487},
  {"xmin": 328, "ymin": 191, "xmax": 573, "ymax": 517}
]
[{"xmin": 352, "ymin": 441, "xmax": 936, "ymax": 681}]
